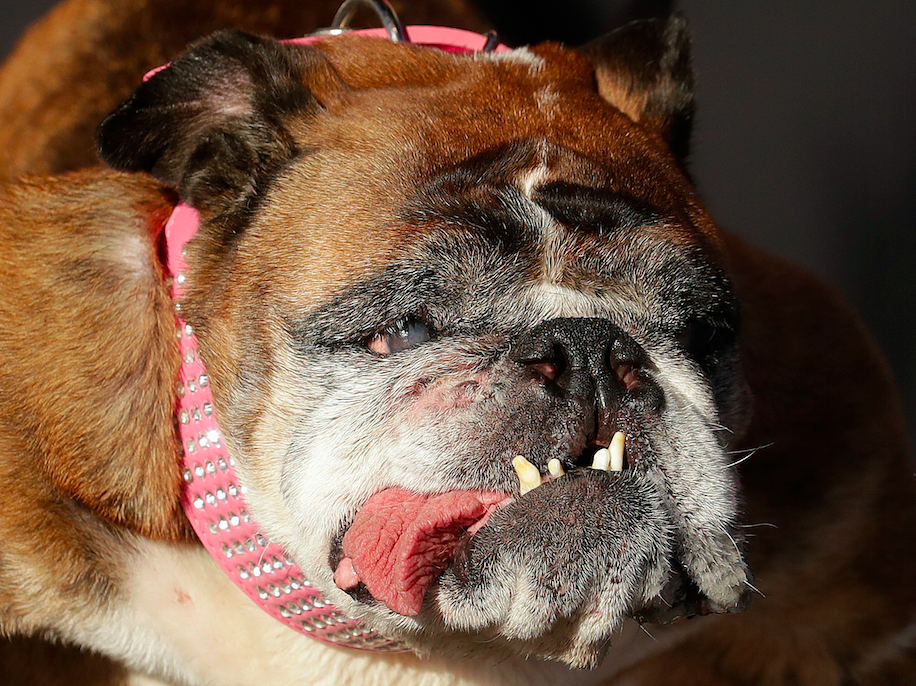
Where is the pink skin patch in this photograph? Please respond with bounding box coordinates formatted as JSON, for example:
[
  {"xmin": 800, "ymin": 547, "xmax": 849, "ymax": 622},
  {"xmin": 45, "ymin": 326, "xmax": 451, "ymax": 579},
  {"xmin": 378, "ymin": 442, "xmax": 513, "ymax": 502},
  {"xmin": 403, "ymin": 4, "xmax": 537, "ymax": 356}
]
[
  {"xmin": 336, "ymin": 489, "xmax": 511, "ymax": 616},
  {"xmin": 405, "ymin": 371, "xmax": 490, "ymax": 420}
]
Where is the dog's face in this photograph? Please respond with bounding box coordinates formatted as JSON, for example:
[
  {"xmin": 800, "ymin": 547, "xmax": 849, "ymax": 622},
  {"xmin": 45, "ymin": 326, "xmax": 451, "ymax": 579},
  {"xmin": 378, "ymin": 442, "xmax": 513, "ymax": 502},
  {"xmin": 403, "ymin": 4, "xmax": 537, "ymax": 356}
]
[{"xmin": 99, "ymin": 21, "xmax": 751, "ymax": 668}]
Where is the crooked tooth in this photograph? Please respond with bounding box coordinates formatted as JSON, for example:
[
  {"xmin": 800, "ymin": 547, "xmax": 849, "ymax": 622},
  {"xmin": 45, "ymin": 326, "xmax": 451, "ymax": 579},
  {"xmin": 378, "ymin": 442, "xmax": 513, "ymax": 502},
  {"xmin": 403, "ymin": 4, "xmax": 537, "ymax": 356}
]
[
  {"xmin": 610, "ymin": 432, "xmax": 626, "ymax": 472},
  {"xmin": 512, "ymin": 455, "xmax": 542, "ymax": 495},
  {"xmin": 591, "ymin": 447, "xmax": 611, "ymax": 471},
  {"xmin": 547, "ymin": 458, "xmax": 565, "ymax": 478}
]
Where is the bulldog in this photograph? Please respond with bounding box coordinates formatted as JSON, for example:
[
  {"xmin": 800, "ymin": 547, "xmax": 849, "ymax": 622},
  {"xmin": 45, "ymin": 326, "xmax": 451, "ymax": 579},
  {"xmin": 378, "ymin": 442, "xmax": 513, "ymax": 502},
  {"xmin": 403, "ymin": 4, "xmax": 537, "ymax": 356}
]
[{"xmin": 0, "ymin": 2, "xmax": 914, "ymax": 686}]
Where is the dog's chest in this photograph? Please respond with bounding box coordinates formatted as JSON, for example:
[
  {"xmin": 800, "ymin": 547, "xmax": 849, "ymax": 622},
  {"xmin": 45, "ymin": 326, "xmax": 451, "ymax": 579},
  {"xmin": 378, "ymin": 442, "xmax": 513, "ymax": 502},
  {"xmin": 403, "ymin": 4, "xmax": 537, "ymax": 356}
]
[{"xmin": 102, "ymin": 540, "xmax": 678, "ymax": 686}]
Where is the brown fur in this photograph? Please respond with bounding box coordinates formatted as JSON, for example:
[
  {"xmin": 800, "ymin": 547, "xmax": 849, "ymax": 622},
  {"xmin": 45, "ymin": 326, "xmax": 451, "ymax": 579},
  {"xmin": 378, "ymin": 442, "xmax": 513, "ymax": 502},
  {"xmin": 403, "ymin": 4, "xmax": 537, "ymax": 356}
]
[
  {"xmin": 0, "ymin": 171, "xmax": 185, "ymax": 683},
  {"xmin": 0, "ymin": 172, "xmax": 186, "ymax": 597},
  {"xmin": 0, "ymin": 635, "xmax": 125, "ymax": 686},
  {"xmin": 0, "ymin": 2, "xmax": 914, "ymax": 685},
  {"xmin": 0, "ymin": 0, "xmax": 487, "ymax": 182}
]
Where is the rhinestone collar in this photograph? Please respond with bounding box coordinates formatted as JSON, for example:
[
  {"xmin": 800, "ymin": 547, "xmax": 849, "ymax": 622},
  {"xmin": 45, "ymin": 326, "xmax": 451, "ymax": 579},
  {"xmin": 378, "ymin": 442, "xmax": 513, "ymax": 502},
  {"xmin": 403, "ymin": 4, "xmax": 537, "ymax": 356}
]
[{"xmin": 164, "ymin": 27, "xmax": 507, "ymax": 652}]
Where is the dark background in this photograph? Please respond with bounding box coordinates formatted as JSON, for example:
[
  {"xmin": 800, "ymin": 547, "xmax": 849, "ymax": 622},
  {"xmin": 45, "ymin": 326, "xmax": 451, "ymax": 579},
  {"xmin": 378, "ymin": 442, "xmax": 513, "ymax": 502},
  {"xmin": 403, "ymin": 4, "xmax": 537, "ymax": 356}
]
[{"xmin": 3, "ymin": 0, "xmax": 915, "ymax": 441}]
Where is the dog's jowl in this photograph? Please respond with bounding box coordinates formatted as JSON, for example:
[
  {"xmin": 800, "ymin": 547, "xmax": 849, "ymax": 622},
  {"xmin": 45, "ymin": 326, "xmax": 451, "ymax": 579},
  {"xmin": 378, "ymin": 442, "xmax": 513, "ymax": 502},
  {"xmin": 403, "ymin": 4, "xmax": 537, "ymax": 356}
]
[{"xmin": 0, "ymin": 5, "xmax": 913, "ymax": 686}]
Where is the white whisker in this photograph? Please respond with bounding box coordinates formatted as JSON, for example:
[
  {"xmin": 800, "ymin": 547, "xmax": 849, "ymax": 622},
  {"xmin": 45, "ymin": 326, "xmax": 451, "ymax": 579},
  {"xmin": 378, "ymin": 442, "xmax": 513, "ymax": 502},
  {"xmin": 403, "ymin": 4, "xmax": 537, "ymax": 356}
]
[
  {"xmin": 726, "ymin": 443, "xmax": 774, "ymax": 468},
  {"xmin": 724, "ymin": 530, "xmax": 742, "ymax": 556},
  {"xmin": 638, "ymin": 623, "xmax": 658, "ymax": 642},
  {"xmin": 743, "ymin": 580, "xmax": 766, "ymax": 598},
  {"xmin": 726, "ymin": 442, "xmax": 774, "ymax": 455},
  {"xmin": 708, "ymin": 423, "xmax": 734, "ymax": 434}
]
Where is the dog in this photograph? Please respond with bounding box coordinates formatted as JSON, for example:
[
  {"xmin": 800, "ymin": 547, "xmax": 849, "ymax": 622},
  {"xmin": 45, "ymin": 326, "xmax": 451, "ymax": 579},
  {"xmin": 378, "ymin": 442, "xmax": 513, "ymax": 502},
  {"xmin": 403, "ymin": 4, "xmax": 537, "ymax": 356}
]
[{"xmin": 0, "ymin": 1, "xmax": 914, "ymax": 685}]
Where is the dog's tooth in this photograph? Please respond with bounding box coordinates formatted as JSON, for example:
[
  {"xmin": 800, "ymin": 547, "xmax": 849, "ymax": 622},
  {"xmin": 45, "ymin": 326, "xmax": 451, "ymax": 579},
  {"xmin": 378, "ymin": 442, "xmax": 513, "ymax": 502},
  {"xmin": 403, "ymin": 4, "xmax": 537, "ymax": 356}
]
[
  {"xmin": 547, "ymin": 458, "xmax": 565, "ymax": 478},
  {"xmin": 610, "ymin": 432, "xmax": 626, "ymax": 472},
  {"xmin": 591, "ymin": 448, "xmax": 611, "ymax": 471},
  {"xmin": 512, "ymin": 455, "xmax": 542, "ymax": 495}
]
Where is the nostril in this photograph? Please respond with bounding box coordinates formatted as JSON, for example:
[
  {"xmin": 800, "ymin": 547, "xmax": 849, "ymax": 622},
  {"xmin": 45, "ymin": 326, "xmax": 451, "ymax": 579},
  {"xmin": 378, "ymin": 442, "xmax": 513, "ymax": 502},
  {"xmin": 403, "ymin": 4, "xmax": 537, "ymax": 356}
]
[
  {"xmin": 613, "ymin": 362, "xmax": 641, "ymax": 391},
  {"xmin": 530, "ymin": 361, "xmax": 560, "ymax": 382},
  {"xmin": 518, "ymin": 343, "xmax": 567, "ymax": 384},
  {"xmin": 512, "ymin": 318, "xmax": 647, "ymax": 400}
]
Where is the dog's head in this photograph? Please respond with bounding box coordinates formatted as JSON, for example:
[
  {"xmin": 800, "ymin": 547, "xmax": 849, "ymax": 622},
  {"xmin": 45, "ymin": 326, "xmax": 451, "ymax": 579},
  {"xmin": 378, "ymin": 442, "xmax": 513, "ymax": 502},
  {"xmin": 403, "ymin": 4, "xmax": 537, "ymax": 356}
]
[{"xmin": 99, "ymin": 17, "xmax": 752, "ymax": 668}]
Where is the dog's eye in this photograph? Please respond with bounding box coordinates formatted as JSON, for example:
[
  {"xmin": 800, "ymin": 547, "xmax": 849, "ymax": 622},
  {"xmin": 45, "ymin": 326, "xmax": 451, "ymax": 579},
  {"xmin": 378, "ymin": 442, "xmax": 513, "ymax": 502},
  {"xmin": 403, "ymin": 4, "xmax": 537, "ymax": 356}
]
[
  {"xmin": 367, "ymin": 317, "xmax": 432, "ymax": 355},
  {"xmin": 679, "ymin": 320, "xmax": 734, "ymax": 365}
]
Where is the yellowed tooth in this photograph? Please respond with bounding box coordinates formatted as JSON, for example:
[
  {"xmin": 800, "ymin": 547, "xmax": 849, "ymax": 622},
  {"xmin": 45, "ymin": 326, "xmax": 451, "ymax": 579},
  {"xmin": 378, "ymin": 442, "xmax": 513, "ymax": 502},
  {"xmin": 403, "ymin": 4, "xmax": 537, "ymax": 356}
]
[
  {"xmin": 512, "ymin": 455, "xmax": 542, "ymax": 495},
  {"xmin": 591, "ymin": 447, "xmax": 611, "ymax": 471},
  {"xmin": 547, "ymin": 458, "xmax": 565, "ymax": 478},
  {"xmin": 610, "ymin": 432, "xmax": 626, "ymax": 472}
]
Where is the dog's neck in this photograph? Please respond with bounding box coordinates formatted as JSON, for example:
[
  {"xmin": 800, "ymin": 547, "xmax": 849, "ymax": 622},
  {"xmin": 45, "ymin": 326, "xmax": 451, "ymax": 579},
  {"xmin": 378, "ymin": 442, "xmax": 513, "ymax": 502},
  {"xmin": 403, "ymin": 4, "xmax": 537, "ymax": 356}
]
[
  {"xmin": 163, "ymin": 26, "xmax": 507, "ymax": 653},
  {"xmin": 166, "ymin": 202, "xmax": 404, "ymax": 651}
]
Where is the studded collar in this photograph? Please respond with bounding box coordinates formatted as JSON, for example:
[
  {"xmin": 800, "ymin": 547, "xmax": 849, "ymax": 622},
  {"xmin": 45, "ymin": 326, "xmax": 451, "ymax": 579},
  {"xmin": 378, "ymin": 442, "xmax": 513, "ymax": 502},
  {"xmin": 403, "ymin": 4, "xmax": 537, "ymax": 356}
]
[{"xmin": 164, "ymin": 27, "xmax": 507, "ymax": 652}]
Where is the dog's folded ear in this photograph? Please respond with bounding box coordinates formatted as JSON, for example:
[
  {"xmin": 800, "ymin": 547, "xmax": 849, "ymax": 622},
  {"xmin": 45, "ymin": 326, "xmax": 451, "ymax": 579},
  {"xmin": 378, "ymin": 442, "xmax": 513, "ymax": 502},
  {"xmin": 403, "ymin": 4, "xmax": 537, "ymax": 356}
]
[
  {"xmin": 581, "ymin": 14, "xmax": 693, "ymax": 160},
  {"xmin": 97, "ymin": 30, "xmax": 348, "ymax": 216}
]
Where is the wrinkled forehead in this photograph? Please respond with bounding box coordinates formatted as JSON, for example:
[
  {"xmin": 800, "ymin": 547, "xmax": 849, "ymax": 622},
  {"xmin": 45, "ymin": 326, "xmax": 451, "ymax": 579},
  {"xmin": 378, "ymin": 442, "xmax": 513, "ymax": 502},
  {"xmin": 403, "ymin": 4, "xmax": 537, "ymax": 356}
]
[
  {"xmin": 257, "ymin": 143, "xmax": 728, "ymax": 332},
  {"xmin": 250, "ymin": 38, "xmax": 723, "ymax": 308}
]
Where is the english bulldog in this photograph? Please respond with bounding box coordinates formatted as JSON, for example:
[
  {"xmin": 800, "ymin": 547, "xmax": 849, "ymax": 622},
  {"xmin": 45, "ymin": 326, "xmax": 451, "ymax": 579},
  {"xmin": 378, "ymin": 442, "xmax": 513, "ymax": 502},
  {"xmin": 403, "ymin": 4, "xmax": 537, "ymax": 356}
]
[{"xmin": 0, "ymin": 4, "xmax": 914, "ymax": 686}]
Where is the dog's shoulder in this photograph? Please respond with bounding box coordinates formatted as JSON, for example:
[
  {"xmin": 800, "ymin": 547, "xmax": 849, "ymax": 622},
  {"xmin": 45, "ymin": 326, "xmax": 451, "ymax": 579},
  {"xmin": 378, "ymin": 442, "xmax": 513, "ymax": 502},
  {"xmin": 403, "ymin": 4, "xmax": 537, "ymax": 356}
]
[{"xmin": 0, "ymin": 170, "xmax": 190, "ymax": 555}]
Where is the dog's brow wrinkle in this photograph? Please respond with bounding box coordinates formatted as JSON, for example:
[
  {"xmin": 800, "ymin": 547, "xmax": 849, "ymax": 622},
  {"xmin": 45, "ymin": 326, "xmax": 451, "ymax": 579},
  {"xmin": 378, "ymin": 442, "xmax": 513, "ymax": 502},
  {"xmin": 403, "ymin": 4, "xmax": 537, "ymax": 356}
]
[{"xmin": 531, "ymin": 183, "xmax": 659, "ymax": 234}]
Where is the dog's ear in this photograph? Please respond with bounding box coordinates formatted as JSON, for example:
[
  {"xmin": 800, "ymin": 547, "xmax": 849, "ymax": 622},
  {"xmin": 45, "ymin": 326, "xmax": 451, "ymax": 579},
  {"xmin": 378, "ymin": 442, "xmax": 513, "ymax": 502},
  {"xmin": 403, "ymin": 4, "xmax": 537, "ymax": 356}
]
[
  {"xmin": 581, "ymin": 14, "xmax": 693, "ymax": 160},
  {"xmin": 97, "ymin": 30, "xmax": 348, "ymax": 217}
]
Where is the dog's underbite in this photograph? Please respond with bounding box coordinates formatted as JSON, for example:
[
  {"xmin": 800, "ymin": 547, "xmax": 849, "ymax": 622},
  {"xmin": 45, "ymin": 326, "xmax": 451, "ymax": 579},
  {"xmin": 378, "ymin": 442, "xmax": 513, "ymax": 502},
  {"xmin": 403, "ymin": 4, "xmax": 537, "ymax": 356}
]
[{"xmin": 0, "ymin": 1, "xmax": 913, "ymax": 685}]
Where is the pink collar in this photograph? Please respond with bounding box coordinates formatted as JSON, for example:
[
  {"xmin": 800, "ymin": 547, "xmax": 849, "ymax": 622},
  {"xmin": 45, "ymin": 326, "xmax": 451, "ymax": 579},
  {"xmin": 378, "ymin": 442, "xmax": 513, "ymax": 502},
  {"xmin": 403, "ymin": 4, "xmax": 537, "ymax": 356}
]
[{"xmin": 165, "ymin": 26, "xmax": 507, "ymax": 652}]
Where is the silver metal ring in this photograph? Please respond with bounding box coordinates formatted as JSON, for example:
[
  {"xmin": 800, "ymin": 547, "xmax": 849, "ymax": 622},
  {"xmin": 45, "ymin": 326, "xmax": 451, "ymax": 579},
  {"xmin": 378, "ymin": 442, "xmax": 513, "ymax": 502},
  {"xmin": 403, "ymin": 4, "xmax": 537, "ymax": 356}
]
[{"xmin": 331, "ymin": 0, "xmax": 408, "ymax": 43}]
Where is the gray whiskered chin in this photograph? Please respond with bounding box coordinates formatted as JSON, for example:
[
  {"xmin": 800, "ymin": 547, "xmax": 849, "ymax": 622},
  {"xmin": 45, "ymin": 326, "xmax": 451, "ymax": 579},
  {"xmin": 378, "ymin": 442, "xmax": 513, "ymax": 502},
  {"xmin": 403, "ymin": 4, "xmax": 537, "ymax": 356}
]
[{"xmin": 429, "ymin": 437, "xmax": 746, "ymax": 667}]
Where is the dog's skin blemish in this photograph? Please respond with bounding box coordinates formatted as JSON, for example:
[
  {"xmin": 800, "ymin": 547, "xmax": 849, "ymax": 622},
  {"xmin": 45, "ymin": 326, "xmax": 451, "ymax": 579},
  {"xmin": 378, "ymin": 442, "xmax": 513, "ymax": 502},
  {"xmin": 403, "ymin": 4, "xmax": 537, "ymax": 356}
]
[
  {"xmin": 174, "ymin": 588, "xmax": 193, "ymax": 607},
  {"xmin": 404, "ymin": 371, "xmax": 490, "ymax": 421}
]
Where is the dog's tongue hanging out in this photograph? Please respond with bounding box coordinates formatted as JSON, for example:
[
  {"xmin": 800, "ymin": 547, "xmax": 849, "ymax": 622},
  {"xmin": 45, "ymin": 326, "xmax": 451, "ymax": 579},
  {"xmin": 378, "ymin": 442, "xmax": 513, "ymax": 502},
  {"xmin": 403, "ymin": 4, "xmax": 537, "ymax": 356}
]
[{"xmin": 335, "ymin": 489, "xmax": 509, "ymax": 616}]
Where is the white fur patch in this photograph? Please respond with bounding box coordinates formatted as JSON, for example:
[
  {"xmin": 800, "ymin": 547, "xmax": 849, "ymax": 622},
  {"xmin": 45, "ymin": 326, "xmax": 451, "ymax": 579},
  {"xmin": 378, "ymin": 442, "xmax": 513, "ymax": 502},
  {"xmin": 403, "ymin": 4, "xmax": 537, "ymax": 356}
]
[
  {"xmin": 511, "ymin": 176, "xmax": 575, "ymax": 286},
  {"xmin": 535, "ymin": 87, "xmax": 559, "ymax": 117},
  {"xmin": 481, "ymin": 47, "xmax": 545, "ymax": 73},
  {"xmin": 524, "ymin": 283, "xmax": 605, "ymax": 319},
  {"xmin": 520, "ymin": 282, "xmax": 650, "ymax": 326},
  {"xmin": 518, "ymin": 164, "xmax": 550, "ymax": 198},
  {"xmin": 68, "ymin": 539, "xmax": 682, "ymax": 685}
]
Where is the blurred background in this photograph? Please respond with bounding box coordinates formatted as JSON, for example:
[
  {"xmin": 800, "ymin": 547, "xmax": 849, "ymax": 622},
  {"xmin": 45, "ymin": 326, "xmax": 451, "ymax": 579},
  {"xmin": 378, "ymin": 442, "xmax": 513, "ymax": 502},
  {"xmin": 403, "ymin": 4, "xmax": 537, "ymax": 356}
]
[{"xmin": 3, "ymin": 0, "xmax": 915, "ymax": 440}]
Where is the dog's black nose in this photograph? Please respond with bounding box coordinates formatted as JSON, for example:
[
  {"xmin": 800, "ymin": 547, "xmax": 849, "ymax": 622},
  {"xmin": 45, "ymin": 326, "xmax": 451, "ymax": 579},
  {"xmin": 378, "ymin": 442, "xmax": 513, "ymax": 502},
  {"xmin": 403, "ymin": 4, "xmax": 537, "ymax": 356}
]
[{"xmin": 510, "ymin": 318, "xmax": 650, "ymax": 441}]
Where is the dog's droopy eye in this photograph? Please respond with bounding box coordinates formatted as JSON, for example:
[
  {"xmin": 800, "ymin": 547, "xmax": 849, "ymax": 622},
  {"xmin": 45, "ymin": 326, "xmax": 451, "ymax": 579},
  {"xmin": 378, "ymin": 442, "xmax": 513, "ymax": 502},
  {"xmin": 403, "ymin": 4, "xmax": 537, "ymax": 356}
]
[
  {"xmin": 678, "ymin": 319, "xmax": 734, "ymax": 366},
  {"xmin": 367, "ymin": 317, "xmax": 432, "ymax": 355}
]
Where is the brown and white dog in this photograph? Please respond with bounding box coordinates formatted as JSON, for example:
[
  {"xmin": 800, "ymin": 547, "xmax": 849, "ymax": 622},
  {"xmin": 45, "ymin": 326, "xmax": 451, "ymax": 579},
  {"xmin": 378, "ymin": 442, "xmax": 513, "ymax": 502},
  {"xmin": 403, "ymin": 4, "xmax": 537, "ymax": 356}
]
[{"xmin": 0, "ymin": 1, "xmax": 914, "ymax": 685}]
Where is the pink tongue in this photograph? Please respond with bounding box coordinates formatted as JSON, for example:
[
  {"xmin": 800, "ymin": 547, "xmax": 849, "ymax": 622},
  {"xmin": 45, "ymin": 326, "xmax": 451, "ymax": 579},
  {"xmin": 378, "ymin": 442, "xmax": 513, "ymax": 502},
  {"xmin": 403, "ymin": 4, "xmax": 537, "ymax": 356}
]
[{"xmin": 337, "ymin": 488, "xmax": 508, "ymax": 616}]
